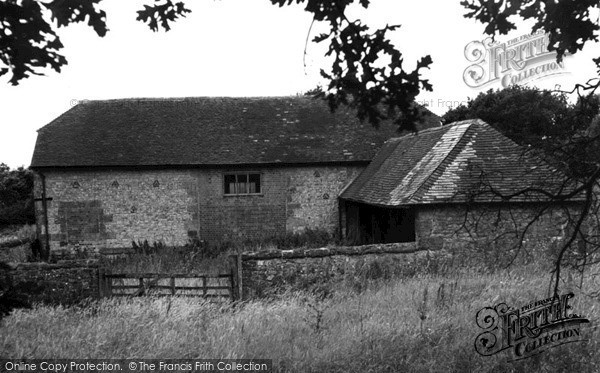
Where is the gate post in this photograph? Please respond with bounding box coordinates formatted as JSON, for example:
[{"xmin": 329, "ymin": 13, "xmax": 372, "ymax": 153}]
[
  {"xmin": 98, "ymin": 267, "xmax": 111, "ymax": 298},
  {"xmin": 237, "ymin": 253, "xmax": 243, "ymax": 300},
  {"xmin": 98, "ymin": 267, "xmax": 105, "ymax": 298},
  {"xmin": 229, "ymin": 253, "xmax": 243, "ymax": 301}
]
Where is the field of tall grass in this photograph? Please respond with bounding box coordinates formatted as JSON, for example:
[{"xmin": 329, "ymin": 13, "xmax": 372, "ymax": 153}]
[{"xmin": 1, "ymin": 263, "xmax": 598, "ymax": 372}]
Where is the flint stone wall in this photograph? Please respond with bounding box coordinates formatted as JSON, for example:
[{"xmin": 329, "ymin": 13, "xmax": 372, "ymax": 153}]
[
  {"xmin": 34, "ymin": 166, "xmax": 364, "ymax": 256},
  {"xmin": 239, "ymin": 243, "xmax": 448, "ymax": 298},
  {"xmin": 0, "ymin": 260, "xmax": 101, "ymax": 305}
]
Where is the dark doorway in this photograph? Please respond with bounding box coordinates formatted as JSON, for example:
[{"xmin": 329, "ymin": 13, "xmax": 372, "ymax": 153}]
[{"xmin": 343, "ymin": 201, "xmax": 415, "ymax": 245}]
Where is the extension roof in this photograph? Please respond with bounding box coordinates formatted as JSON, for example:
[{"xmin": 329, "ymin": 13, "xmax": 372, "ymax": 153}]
[
  {"xmin": 30, "ymin": 96, "xmax": 441, "ymax": 168},
  {"xmin": 340, "ymin": 119, "xmax": 579, "ymax": 205}
]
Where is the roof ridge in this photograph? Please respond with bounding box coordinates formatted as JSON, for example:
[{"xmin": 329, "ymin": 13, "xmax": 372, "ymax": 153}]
[
  {"xmin": 76, "ymin": 96, "xmax": 318, "ymax": 104},
  {"xmin": 382, "ymin": 119, "xmax": 478, "ymax": 144},
  {"xmin": 411, "ymin": 122, "xmax": 479, "ymax": 202},
  {"xmin": 391, "ymin": 121, "xmax": 474, "ymax": 203}
]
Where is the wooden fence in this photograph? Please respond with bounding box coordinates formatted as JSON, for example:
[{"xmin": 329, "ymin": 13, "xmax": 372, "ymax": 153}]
[{"xmin": 99, "ymin": 272, "xmax": 236, "ymax": 301}]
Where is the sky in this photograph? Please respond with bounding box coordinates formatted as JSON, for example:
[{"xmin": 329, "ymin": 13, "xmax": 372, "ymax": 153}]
[{"xmin": 1, "ymin": 0, "xmax": 598, "ymax": 169}]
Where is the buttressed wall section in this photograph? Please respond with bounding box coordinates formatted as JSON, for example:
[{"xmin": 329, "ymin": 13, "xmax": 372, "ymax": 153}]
[{"xmin": 34, "ymin": 166, "xmax": 363, "ymax": 254}]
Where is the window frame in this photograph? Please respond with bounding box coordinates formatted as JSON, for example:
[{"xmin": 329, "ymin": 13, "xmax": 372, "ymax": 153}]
[{"xmin": 222, "ymin": 171, "xmax": 263, "ymax": 196}]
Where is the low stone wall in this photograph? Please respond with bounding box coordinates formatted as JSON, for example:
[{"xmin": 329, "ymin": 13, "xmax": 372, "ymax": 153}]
[
  {"xmin": 1, "ymin": 244, "xmax": 451, "ymax": 305},
  {"xmin": 0, "ymin": 260, "xmax": 101, "ymax": 305},
  {"xmin": 238, "ymin": 242, "xmax": 449, "ymax": 298}
]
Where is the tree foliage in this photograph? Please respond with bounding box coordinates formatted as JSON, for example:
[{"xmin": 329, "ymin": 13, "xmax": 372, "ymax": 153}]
[
  {"xmin": 443, "ymin": 86, "xmax": 600, "ymax": 176},
  {"xmin": 0, "ymin": 0, "xmax": 108, "ymax": 85},
  {"xmin": 444, "ymin": 86, "xmax": 571, "ymax": 144},
  {"xmin": 0, "ymin": 163, "xmax": 34, "ymax": 226}
]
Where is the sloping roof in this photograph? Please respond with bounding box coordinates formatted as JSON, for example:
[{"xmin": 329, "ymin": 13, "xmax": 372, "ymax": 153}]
[
  {"xmin": 30, "ymin": 96, "xmax": 441, "ymax": 168},
  {"xmin": 340, "ymin": 119, "xmax": 579, "ymax": 205}
]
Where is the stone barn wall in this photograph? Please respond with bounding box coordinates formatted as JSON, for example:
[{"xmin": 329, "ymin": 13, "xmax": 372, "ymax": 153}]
[
  {"xmin": 34, "ymin": 165, "xmax": 363, "ymax": 255},
  {"xmin": 341, "ymin": 202, "xmax": 579, "ymax": 255},
  {"xmin": 414, "ymin": 203, "xmax": 582, "ymax": 264}
]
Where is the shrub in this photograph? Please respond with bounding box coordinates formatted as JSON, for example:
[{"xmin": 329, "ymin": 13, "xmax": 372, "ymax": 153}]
[
  {"xmin": 102, "ymin": 240, "xmax": 233, "ymax": 275},
  {"xmin": 0, "ymin": 164, "xmax": 34, "ymax": 226},
  {"xmin": 240, "ymin": 228, "xmax": 338, "ymax": 251}
]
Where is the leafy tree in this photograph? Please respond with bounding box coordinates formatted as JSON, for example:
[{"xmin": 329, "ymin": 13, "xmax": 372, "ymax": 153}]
[
  {"xmin": 444, "ymin": 86, "xmax": 570, "ymax": 145},
  {"xmin": 0, "ymin": 163, "xmax": 35, "ymax": 226},
  {"xmin": 443, "ymin": 86, "xmax": 600, "ymax": 175}
]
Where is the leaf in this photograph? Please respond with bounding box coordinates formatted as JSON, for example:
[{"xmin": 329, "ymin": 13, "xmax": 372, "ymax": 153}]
[
  {"xmin": 313, "ymin": 33, "xmax": 330, "ymax": 43},
  {"xmin": 136, "ymin": 0, "xmax": 192, "ymax": 32},
  {"xmin": 416, "ymin": 55, "xmax": 433, "ymax": 70}
]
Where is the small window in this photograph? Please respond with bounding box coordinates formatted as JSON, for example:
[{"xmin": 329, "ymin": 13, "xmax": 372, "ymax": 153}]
[{"xmin": 224, "ymin": 172, "xmax": 261, "ymax": 195}]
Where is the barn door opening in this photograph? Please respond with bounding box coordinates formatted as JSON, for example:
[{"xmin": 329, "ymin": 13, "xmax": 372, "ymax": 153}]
[{"xmin": 344, "ymin": 201, "xmax": 415, "ymax": 245}]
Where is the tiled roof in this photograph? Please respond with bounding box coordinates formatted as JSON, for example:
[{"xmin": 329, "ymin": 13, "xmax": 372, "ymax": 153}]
[
  {"xmin": 30, "ymin": 96, "xmax": 441, "ymax": 168},
  {"xmin": 340, "ymin": 119, "xmax": 579, "ymax": 205}
]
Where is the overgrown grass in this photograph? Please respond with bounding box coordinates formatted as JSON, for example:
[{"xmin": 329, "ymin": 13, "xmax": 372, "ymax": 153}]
[
  {"xmin": 102, "ymin": 242, "xmax": 232, "ymax": 275},
  {"xmin": 0, "ymin": 224, "xmax": 35, "ymax": 244},
  {"xmin": 0, "ymin": 224, "xmax": 37, "ymax": 262},
  {"xmin": 1, "ymin": 264, "xmax": 598, "ymax": 372},
  {"xmin": 104, "ymin": 228, "xmax": 340, "ymax": 275}
]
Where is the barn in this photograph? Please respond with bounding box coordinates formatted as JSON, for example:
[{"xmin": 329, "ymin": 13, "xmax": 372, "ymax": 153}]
[
  {"xmin": 339, "ymin": 119, "xmax": 582, "ymax": 251},
  {"xmin": 30, "ymin": 96, "xmax": 440, "ymax": 256}
]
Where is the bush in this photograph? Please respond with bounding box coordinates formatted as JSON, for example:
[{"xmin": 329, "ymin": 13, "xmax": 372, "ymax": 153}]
[
  {"xmin": 101, "ymin": 240, "xmax": 233, "ymax": 275},
  {"xmin": 240, "ymin": 228, "xmax": 338, "ymax": 251},
  {"xmin": 0, "ymin": 164, "xmax": 34, "ymax": 226}
]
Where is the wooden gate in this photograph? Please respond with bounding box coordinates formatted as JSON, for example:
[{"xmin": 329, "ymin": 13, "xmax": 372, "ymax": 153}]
[{"xmin": 99, "ymin": 272, "xmax": 235, "ymax": 301}]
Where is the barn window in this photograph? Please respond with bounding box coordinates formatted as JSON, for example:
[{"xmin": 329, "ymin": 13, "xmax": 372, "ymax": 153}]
[{"xmin": 224, "ymin": 172, "xmax": 261, "ymax": 195}]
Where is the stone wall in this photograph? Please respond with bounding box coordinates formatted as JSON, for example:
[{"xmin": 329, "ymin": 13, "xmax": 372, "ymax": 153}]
[
  {"xmin": 34, "ymin": 165, "xmax": 364, "ymax": 255},
  {"xmin": 0, "ymin": 260, "xmax": 101, "ymax": 305},
  {"xmin": 237, "ymin": 243, "xmax": 448, "ymax": 299},
  {"xmin": 414, "ymin": 203, "xmax": 581, "ymax": 265}
]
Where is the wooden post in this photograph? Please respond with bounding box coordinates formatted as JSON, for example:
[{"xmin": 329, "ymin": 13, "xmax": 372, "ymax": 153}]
[
  {"xmin": 338, "ymin": 198, "xmax": 344, "ymax": 241},
  {"xmin": 139, "ymin": 278, "xmax": 144, "ymax": 295},
  {"xmin": 170, "ymin": 277, "xmax": 176, "ymax": 295},
  {"xmin": 237, "ymin": 253, "xmax": 243, "ymax": 301},
  {"xmin": 106, "ymin": 269, "xmax": 112, "ymax": 297},
  {"xmin": 202, "ymin": 276, "xmax": 207, "ymax": 297},
  {"xmin": 98, "ymin": 268, "xmax": 105, "ymax": 298},
  {"xmin": 40, "ymin": 173, "xmax": 51, "ymax": 259},
  {"xmin": 228, "ymin": 254, "xmax": 238, "ymax": 300},
  {"xmin": 98, "ymin": 268, "xmax": 113, "ymax": 297}
]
